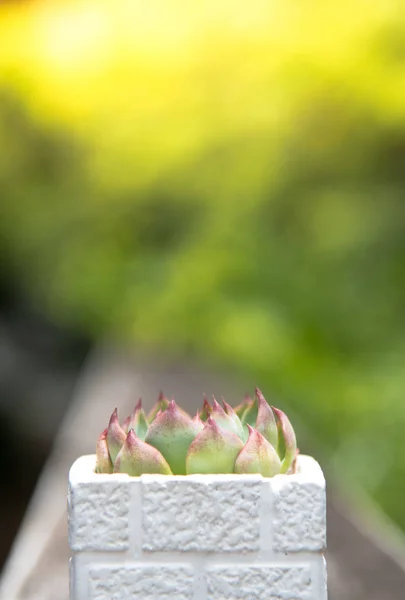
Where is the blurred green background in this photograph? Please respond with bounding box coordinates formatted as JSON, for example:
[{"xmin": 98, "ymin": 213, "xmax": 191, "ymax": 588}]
[{"xmin": 0, "ymin": 0, "xmax": 405, "ymax": 530}]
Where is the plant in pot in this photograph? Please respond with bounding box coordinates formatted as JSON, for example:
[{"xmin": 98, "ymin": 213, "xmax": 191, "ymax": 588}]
[{"xmin": 68, "ymin": 389, "xmax": 326, "ymax": 600}]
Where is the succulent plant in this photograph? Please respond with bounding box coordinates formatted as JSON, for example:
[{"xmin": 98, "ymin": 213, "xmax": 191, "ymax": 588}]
[{"xmin": 95, "ymin": 388, "xmax": 297, "ymax": 477}]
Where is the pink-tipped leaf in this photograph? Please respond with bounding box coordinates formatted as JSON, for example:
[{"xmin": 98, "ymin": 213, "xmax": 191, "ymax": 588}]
[
  {"xmin": 147, "ymin": 392, "xmax": 170, "ymax": 422},
  {"xmin": 234, "ymin": 425, "xmax": 281, "ymax": 476},
  {"xmin": 234, "ymin": 394, "xmax": 253, "ymax": 419},
  {"xmin": 200, "ymin": 396, "xmax": 212, "ymax": 421},
  {"xmin": 107, "ymin": 408, "xmax": 127, "ymax": 463},
  {"xmin": 210, "ymin": 397, "xmax": 245, "ymax": 440},
  {"xmin": 114, "ymin": 429, "xmax": 172, "ymax": 476},
  {"xmin": 95, "ymin": 428, "xmax": 113, "ymax": 474},
  {"xmin": 240, "ymin": 394, "xmax": 258, "ymax": 427},
  {"xmin": 186, "ymin": 417, "xmax": 243, "ymax": 474},
  {"xmin": 222, "ymin": 398, "xmax": 247, "ymax": 441},
  {"xmin": 271, "ymin": 405, "xmax": 297, "ymax": 474},
  {"xmin": 145, "ymin": 399, "xmax": 201, "ymax": 474},
  {"xmin": 128, "ymin": 399, "xmax": 149, "ymax": 440},
  {"xmin": 255, "ymin": 388, "xmax": 278, "ymax": 448},
  {"xmin": 122, "ymin": 414, "xmax": 131, "ymax": 433},
  {"xmin": 192, "ymin": 411, "xmax": 205, "ymax": 431}
]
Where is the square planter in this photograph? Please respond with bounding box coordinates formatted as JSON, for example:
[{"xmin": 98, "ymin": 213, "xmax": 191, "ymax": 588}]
[{"xmin": 68, "ymin": 454, "xmax": 327, "ymax": 600}]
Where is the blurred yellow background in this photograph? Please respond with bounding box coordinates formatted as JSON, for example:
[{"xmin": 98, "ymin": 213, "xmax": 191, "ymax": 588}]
[{"xmin": 0, "ymin": 0, "xmax": 404, "ymax": 531}]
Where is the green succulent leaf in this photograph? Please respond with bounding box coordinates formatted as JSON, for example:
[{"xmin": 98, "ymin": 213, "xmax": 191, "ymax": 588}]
[
  {"xmin": 114, "ymin": 429, "xmax": 172, "ymax": 476},
  {"xmin": 192, "ymin": 411, "xmax": 205, "ymax": 431},
  {"xmin": 107, "ymin": 408, "xmax": 127, "ymax": 463},
  {"xmin": 209, "ymin": 397, "xmax": 245, "ymax": 441},
  {"xmin": 186, "ymin": 417, "xmax": 243, "ymax": 474},
  {"xmin": 234, "ymin": 394, "xmax": 252, "ymax": 419},
  {"xmin": 122, "ymin": 414, "xmax": 131, "ymax": 433},
  {"xmin": 255, "ymin": 387, "xmax": 278, "ymax": 448},
  {"xmin": 223, "ymin": 398, "xmax": 247, "ymax": 442},
  {"xmin": 145, "ymin": 400, "xmax": 201, "ymax": 474},
  {"xmin": 95, "ymin": 428, "xmax": 113, "ymax": 474},
  {"xmin": 199, "ymin": 396, "xmax": 212, "ymax": 421},
  {"xmin": 234, "ymin": 425, "xmax": 281, "ymax": 476},
  {"xmin": 271, "ymin": 405, "xmax": 297, "ymax": 474},
  {"xmin": 147, "ymin": 392, "xmax": 170, "ymax": 422},
  {"xmin": 128, "ymin": 399, "xmax": 149, "ymax": 440},
  {"xmin": 241, "ymin": 395, "xmax": 258, "ymax": 427}
]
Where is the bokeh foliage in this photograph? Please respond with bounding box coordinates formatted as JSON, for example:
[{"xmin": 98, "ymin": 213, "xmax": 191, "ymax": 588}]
[{"xmin": 0, "ymin": 1, "xmax": 405, "ymax": 527}]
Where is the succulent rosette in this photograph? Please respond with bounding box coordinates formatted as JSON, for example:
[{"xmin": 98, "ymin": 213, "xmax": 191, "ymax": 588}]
[{"xmin": 95, "ymin": 388, "xmax": 297, "ymax": 477}]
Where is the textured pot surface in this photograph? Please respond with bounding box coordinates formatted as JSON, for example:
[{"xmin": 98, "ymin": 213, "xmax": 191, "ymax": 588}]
[{"xmin": 68, "ymin": 454, "xmax": 327, "ymax": 600}]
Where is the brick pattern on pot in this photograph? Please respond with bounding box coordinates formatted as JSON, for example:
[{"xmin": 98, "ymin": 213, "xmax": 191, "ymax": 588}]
[
  {"xmin": 68, "ymin": 481, "xmax": 130, "ymax": 551},
  {"xmin": 68, "ymin": 455, "xmax": 327, "ymax": 600},
  {"xmin": 206, "ymin": 564, "xmax": 312, "ymax": 600},
  {"xmin": 89, "ymin": 564, "xmax": 194, "ymax": 600},
  {"xmin": 272, "ymin": 481, "xmax": 326, "ymax": 553},
  {"xmin": 142, "ymin": 476, "xmax": 261, "ymax": 552}
]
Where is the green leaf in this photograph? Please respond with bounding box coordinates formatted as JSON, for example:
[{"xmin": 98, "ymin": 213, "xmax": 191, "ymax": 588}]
[
  {"xmin": 220, "ymin": 398, "xmax": 246, "ymax": 441},
  {"xmin": 147, "ymin": 392, "xmax": 170, "ymax": 422},
  {"xmin": 234, "ymin": 395, "xmax": 253, "ymax": 419},
  {"xmin": 186, "ymin": 417, "xmax": 243, "ymax": 474},
  {"xmin": 255, "ymin": 388, "xmax": 278, "ymax": 448},
  {"xmin": 114, "ymin": 429, "xmax": 172, "ymax": 476},
  {"xmin": 241, "ymin": 396, "xmax": 258, "ymax": 427},
  {"xmin": 145, "ymin": 400, "xmax": 201, "ymax": 474},
  {"xmin": 192, "ymin": 411, "xmax": 205, "ymax": 431},
  {"xmin": 199, "ymin": 396, "xmax": 212, "ymax": 421},
  {"xmin": 95, "ymin": 428, "xmax": 113, "ymax": 474},
  {"xmin": 234, "ymin": 425, "xmax": 281, "ymax": 477},
  {"xmin": 272, "ymin": 405, "xmax": 297, "ymax": 474},
  {"xmin": 107, "ymin": 408, "xmax": 127, "ymax": 463},
  {"xmin": 128, "ymin": 399, "xmax": 149, "ymax": 440}
]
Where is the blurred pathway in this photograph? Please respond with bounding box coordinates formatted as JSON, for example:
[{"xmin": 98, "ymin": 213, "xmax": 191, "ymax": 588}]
[{"xmin": 1, "ymin": 346, "xmax": 404, "ymax": 600}]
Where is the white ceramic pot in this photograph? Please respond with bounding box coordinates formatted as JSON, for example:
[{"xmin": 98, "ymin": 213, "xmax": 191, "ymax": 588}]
[{"xmin": 68, "ymin": 454, "xmax": 327, "ymax": 600}]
